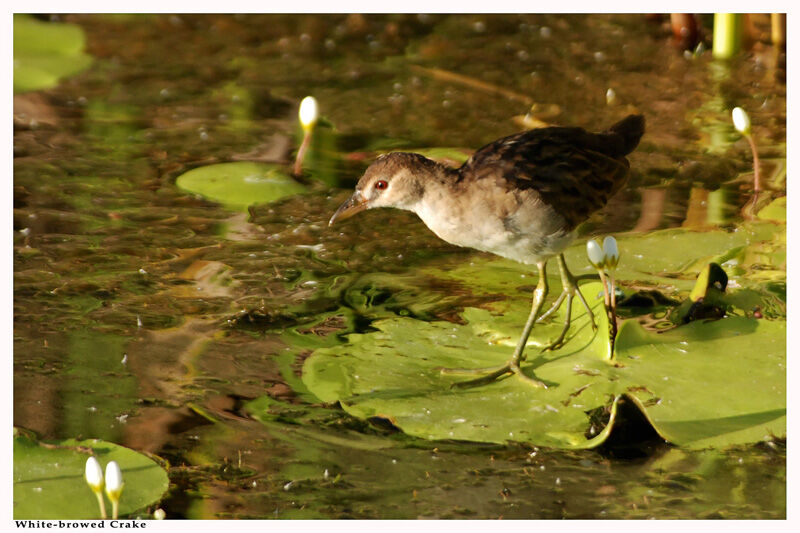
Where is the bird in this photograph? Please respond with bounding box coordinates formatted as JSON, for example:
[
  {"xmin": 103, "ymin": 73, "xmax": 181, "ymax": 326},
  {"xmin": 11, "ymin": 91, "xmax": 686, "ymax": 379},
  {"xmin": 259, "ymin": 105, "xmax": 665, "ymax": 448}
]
[{"xmin": 328, "ymin": 114, "xmax": 645, "ymax": 389}]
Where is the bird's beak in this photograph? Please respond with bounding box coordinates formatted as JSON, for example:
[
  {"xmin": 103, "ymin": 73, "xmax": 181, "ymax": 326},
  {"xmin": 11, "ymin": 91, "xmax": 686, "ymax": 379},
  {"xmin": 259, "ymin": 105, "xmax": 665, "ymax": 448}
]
[{"xmin": 329, "ymin": 190, "xmax": 368, "ymax": 226}]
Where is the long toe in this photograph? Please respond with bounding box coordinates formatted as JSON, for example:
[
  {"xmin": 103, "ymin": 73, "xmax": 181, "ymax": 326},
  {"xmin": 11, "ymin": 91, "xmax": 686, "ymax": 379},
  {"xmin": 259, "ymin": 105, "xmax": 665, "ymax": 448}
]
[
  {"xmin": 574, "ymin": 284, "xmax": 598, "ymax": 331},
  {"xmin": 536, "ymin": 291, "xmax": 567, "ymax": 324},
  {"xmin": 439, "ymin": 363, "xmax": 513, "ymax": 375},
  {"xmin": 449, "ymin": 364, "xmax": 514, "ymax": 389},
  {"xmin": 447, "ymin": 363, "xmax": 547, "ymax": 389},
  {"xmin": 510, "ymin": 362, "xmax": 548, "ymax": 388}
]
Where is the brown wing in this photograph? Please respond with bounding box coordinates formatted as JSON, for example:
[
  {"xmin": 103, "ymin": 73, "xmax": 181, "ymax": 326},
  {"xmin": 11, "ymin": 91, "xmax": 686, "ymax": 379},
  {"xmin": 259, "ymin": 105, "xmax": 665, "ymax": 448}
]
[{"xmin": 458, "ymin": 116, "xmax": 643, "ymax": 230}]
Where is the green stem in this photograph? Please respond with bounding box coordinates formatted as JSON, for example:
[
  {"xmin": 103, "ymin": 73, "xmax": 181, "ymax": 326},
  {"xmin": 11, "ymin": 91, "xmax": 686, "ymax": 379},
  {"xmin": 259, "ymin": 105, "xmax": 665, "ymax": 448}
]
[
  {"xmin": 597, "ymin": 270, "xmax": 609, "ymax": 307},
  {"xmin": 93, "ymin": 490, "xmax": 107, "ymax": 520},
  {"xmin": 608, "ymin": 272, "xmax": 618, "ymax": 358},
  {"xmin": 713, "ymin": 13, "xmax": 743, "ymax": 59},
  {"xmin": 596, "ymin": 269, "xmax": 617, "ymax": 360}
]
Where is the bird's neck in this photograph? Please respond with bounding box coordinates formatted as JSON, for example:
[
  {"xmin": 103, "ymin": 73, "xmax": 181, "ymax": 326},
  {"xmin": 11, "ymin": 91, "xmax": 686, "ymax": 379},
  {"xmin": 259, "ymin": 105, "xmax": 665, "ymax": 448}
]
[{"xmin": 401, "ymin": 157, "xmax": 460, "ymax": 212}]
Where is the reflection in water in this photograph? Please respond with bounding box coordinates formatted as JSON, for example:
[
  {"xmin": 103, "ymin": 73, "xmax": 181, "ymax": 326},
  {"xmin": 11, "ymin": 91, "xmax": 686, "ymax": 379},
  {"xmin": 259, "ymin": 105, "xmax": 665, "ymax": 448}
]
[
  {"xmin": 13, "ymin": 14, "xmax": 784, "ymax": 519},
  {"xmin": 631, "ymin": 188, "xmax": 666, "ymax": 233}
]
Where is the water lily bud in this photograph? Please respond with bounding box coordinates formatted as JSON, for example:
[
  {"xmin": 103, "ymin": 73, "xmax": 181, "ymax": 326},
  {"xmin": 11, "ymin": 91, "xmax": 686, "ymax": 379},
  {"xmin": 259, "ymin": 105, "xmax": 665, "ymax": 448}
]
[
  {"xmin": 298, "ymin": 96, "xmax": 319, "ymax": 132},
  {"xmin": 603, "ymin": 236, "xmax": 619, "ymax": 270},
  {"xmin": 105, "ymin": 461, "xmax": 124, "ymax": 501},
  {"xmin": 605, "ymin": 88, "xmax": 617, "ymax": 106},
  {"xmin": 586, "ymin": 239, "xmax": 605, "ymax": 269},
  {"xmin": 153, "ymin": 509, "xmax": 166, "ymax": 520},
  {"xmin": 732, "ymin": 107, "xmax": 751, "ymax": 136},
  {"xmin": 84, "ymin": 457, "xmax": 104, "ymax": 492}
]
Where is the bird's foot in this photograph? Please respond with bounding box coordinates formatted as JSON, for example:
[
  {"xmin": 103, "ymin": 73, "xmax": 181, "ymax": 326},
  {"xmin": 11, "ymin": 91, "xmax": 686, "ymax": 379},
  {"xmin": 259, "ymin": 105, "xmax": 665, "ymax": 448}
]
[
  {"xmin": 536, "ymin": 286, "xmax": 597, "ymax": 331},
  {"xmin": 536, "ymin": 265, "xmax": 597, "ymax": 335},
  {"xmin": 540, "ymin": 336, "xmax": 567, "ymax": 352},
  {"xmin": 539, "ymin": 293, "xmax": 574, "ymax": 351},
  {"xmin": 442, "ymin": 362, "xmax": 547, "ymax": 390}
]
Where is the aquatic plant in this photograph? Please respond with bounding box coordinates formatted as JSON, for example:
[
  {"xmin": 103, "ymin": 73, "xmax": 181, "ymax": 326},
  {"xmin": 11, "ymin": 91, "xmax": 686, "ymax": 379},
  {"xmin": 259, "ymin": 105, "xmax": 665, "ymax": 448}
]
[
  {"xmin": 712, "ymin": 13, "xmax": 743, "ymax": 59},
  {"xmin": 84, "ymin": 457, "xmax": 106, "ymax": 519},
  {"xmin": 586, "ymin": 236, "xmax": 620, "ymax": 351},
  {"xmin": 14, "ymin": 430, "xmax": 168, "ymax": 519},
  {"xmin": 104, "ymin": 461, "xmax": 124, "ymax": 520},
  {"xmin": 294, "ymin": 96, "xmax": 319, "ymax": 176},
  {"xmin": 732, "ymin": 106, "xmax": 762, "ymax": 195}
]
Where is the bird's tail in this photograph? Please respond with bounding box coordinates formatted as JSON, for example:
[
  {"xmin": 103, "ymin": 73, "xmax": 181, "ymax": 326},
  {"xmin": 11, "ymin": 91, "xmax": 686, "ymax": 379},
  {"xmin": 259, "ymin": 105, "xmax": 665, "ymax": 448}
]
[{"xmin": 606, "ymin": 114, "xmax": 645, "ymax": 156}]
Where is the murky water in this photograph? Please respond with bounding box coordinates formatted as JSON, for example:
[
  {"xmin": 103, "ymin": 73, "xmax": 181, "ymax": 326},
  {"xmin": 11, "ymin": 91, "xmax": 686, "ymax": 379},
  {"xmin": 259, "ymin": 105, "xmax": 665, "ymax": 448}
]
[{"xmin": 14, "ymin": 14, "xmax": 785, "ymax": 518}]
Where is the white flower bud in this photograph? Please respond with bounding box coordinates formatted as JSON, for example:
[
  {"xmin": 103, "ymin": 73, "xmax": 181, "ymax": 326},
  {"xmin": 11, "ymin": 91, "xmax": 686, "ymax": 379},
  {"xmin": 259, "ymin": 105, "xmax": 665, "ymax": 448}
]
[
  {"xmin": 586, "ymin": 239, "xmax": 605, "ymax": 269},
  {"xmin": 732, "ymin": 107, "xmax": 751, "ymax": 136},
  {"xmin": 603, "ymin": 236, "xmax": 619, "ymax": 270},
  {"xmin": 84, "ymin": 457, "xmax": 104, "ymax": 492},
  {"xmin": 105, "ymin": 461, "xmax": 124, "ymax": 501},
  {"xmin": 299, "ymin": 96, "xmax": 319, "ymax": 132}
]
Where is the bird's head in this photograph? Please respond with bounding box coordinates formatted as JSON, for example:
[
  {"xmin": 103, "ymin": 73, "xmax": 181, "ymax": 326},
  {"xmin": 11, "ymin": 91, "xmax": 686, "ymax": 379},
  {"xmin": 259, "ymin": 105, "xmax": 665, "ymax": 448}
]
[{"xmin": 329, "ymin": 152, "xmax": 431, "ymax": 225}]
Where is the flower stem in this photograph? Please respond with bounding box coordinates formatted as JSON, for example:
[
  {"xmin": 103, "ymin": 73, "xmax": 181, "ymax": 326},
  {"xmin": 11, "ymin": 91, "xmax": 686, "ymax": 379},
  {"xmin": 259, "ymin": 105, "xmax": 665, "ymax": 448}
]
[
  {"xmin": 746, "ymin": 133, "xmax": 761, "ymax": 193},
  {"xmin": 597, "ymin": 270, "xmax": 609, "ymax": 307},
  {"xmin": 608, "ymin": 272, "xmax": 618, "ymax": 355},
  {"xmin": 94, "ymin": 491, "xmax": 107, "ymax": 520},
  {"xmin": 293, "ymin": 130, "xmax": 312, "ymax": 177},
  {"xmin": 597, "ymin": 269, "xmax": 617, "ymax": 359}
]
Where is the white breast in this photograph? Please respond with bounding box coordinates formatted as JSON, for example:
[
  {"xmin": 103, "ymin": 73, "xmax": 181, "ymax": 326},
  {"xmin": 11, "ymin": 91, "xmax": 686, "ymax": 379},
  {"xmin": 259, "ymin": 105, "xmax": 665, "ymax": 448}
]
[{"xmin": 412, "ymin": 191, "xmax": 574, "ymax": 265}]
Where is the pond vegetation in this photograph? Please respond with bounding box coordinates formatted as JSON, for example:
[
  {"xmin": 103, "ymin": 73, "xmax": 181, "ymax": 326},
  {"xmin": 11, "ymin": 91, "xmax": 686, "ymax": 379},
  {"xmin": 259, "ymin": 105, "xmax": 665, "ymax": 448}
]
[{"xmin": 13, "ymin": 13, "xmax": 785, "ymax": 519}]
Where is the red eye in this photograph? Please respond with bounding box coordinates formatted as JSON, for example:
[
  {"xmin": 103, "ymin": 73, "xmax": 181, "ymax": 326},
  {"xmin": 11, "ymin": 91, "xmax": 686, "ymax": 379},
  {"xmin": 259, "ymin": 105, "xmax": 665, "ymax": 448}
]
[{"xmin": 375, "ymin": 180, "xmax": 388, "ymax": 190}]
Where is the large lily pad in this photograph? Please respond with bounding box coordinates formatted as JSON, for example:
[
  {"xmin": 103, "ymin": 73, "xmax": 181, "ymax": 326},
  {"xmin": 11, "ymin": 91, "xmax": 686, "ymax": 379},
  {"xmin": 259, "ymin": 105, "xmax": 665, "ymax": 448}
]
[
  {"xmin": 14, "ymin": 15, "xmax": 93, "ymax": 93},
  {"xmin": 303, "ymin": 277, "xmax": 785, "ymax": 449},
  {"xmin": 13, "ymin": 430, "xmax": 169, "ymax": 519},
  {"xmin": 566, "ymin": 221, "xmax": 782, "ymax": 292},
  {"xmin": 176, "ymin": 161, "xmax": 306, "ymax": 211},
  {"xmin": 304, "ymin": 283, "xmax": 624, "ymax": 448}
]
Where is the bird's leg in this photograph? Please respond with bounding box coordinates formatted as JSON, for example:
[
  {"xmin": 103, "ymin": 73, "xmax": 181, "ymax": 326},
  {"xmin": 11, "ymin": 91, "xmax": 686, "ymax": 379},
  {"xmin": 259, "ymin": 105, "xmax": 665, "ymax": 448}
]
[
  {"xmin": 539, "ymin": 253, "xmax": 597, "ymax": 351},
  {"xmin": 445, "ymin": 261, "xmax": 548, "ymax": 389},
  {"xmin": 506, "ymin": 261, "xmax": 549, "ymax": 386}
]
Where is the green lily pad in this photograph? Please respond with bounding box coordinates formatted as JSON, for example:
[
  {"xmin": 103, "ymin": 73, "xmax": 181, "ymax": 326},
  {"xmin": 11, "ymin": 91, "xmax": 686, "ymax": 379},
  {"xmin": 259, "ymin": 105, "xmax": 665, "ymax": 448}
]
[
  {"xmin": 14, "ymin": 15, "xmax": 93, "ymax": 93},
  {"xmin": 175, "ymin": 161, "xmax": 306, "ymax": 211},
  {"xmin": 756, "ymin": 196, "xmax": 786, "ymax": 222},
  {"xmin": 13, "ymin": 430, "xmax": 169, "ymax": 519},
  {"xmin": 303, "ymin": 271, "xmax": 785, "ymax": 449},
  {"xmin": 304, "ymin": 282, "xmax": 624, "ymax": 448},
  {"xmin": 566, "ymin": 221, "xmax": 782, "ymax": 292},
  {"xmin": 615, "ymin": 317, "xmax": 785, "ymax": 449}
]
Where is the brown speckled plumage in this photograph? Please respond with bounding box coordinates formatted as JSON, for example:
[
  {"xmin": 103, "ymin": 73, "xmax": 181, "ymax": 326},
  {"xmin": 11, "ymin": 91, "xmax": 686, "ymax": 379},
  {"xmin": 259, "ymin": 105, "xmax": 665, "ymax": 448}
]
[{"xmin": 458, "ymin": 115, "xmax": 642, "ymax": 231}]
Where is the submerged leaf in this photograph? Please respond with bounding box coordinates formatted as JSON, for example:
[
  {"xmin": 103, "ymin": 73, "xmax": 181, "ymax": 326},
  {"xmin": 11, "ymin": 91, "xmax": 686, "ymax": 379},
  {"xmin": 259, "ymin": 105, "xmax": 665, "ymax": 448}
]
[{"xmin": 14, "ymin": 15, "xmax": 93, "ymax": 93}]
